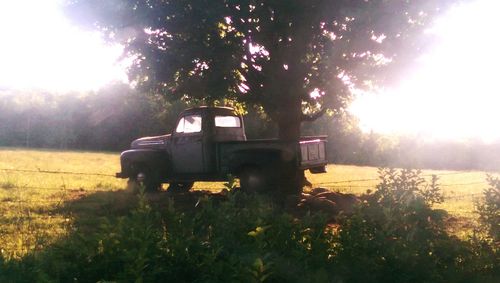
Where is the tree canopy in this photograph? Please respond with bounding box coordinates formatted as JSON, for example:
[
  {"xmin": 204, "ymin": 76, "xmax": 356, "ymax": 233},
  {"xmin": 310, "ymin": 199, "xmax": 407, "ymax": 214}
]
[{"xmin": 67, "ymin": 0, "xmax": 454, "ymax": 139}]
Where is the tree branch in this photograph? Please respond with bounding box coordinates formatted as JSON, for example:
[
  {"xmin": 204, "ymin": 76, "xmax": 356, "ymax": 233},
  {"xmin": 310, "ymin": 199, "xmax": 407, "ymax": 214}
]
[{"xmin": 301, "ymin": 107, "xmax": 326, "ymax": 122}]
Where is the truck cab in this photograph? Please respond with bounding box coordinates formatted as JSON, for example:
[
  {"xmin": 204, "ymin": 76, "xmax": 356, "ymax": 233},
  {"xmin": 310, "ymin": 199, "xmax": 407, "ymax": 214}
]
[{"xmin": 168, "ymin": 107, "xmax": 245, "ymax": 176}]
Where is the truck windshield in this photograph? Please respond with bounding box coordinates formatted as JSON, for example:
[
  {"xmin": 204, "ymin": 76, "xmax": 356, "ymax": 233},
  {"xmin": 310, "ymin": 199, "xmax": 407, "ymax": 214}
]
[{"xmin": 215, "ymin": 116, "xmax": 241, "ymax": 127}]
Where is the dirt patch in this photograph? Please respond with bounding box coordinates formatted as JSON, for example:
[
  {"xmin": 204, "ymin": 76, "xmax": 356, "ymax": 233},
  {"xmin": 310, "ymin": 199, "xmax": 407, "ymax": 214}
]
[
  {"xmin": 444, "ymin": 214, "xmax": 481, "ymax": 236},
  {"xmin": 291, "ymin": 188, "xmax": 360, "ymax": 222}
]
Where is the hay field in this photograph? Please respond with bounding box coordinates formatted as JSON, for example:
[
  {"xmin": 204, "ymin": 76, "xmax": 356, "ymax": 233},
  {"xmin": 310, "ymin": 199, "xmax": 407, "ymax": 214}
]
[{"xmin": 0, "ymin": 147, "xmax": 494, "ymax": 258}]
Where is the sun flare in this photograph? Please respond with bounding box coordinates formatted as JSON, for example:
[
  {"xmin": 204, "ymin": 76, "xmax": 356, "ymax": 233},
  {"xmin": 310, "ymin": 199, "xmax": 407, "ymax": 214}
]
[
  {"xmin": 0, "ymin": 0, "xmax": 127, "ymax": 92},
  {"xmin": 350, "ymin": 0, "xmax": 500, "ymax": 142}
]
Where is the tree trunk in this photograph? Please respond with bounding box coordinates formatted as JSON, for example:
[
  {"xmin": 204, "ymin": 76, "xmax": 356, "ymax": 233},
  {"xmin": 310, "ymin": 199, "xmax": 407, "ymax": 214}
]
[
  {"xmin": 273, "ymin": 97, "xmax": 307, "ymax": 195},
  {"xmin": 277, "ymin": 96, "xmax": 302, "ymax": 141},
  {"xmin": 278, "ymin": 115, "xmax": 302, "ymax": 141}
]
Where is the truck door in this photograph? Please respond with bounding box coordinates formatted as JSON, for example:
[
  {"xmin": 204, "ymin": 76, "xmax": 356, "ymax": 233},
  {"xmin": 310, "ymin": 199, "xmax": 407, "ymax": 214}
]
[{"xmin": 171, "ymin": 114, "xmax": 205, "ymax": 174}]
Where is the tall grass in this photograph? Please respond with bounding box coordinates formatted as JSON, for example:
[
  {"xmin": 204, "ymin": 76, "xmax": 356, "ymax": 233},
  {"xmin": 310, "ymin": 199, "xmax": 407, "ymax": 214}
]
[{"xmin": 0, "ymin": 147, "xmax": 496, "ymax": 259}]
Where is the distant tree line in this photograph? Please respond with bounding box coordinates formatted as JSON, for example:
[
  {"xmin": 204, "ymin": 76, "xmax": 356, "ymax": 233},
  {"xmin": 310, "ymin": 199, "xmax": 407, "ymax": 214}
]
[
  {"xmin": 1, "ymin": 84, "xmax": 499, "ymax": 171},
  {"xmin": 304, "ymin": 115, "xmax": 500, "ymax": 171},
  {"xmin": 0, "ymin": 84, "xmax": 172, "ymax": 151}
]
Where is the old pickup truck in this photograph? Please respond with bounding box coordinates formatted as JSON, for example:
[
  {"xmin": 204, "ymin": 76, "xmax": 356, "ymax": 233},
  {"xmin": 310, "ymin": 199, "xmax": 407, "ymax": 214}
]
[{"xmin": 116, "ymin": 106, "xmax": 327, "ymax": 193}]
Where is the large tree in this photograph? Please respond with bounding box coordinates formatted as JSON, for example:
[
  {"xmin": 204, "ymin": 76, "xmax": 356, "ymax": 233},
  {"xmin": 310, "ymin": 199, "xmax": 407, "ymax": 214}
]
[{"xmin": 68, "ymin": 0, "xmax": 454, "ymax": 141}]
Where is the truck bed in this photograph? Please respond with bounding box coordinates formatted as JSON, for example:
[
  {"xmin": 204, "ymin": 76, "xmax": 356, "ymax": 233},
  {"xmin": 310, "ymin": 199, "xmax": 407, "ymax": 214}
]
[{"xmin": 216, "ymin": 136, "xmax": 327, "ymax": 174}]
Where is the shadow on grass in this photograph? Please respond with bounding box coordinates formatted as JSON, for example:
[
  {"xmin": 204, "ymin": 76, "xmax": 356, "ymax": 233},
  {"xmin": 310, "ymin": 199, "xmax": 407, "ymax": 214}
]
[
  {"xmin": 54, "ymin": 187, "xmax": 228, "ymax": 234},
  {"xmin": 0, "ymin": 187, "xmax": 232, "ymax": 282},
  {"xmin": 1, "ymin": 183, "xmax": 498, "ymax": 283}
]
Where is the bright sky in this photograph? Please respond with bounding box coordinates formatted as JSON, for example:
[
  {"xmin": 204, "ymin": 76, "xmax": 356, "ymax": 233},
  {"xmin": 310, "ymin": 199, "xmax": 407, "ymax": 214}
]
[
  {"xmin": 350, "ymin": 0, "xmax": 500, "ymax": 142},
  {"xmin": 0, "ymin": 0, "xmax": 127, "ymax": 92}
]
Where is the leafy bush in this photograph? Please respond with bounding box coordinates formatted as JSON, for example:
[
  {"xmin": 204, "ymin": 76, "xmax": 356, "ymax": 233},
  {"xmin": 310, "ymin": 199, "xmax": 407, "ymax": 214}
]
[
  {"xmin": 155, "ymin": 193, "xmax": 335, "ymax": 283},
  {"xmin": 477, "ymin": 176, "xmax": 500, "ymax": 243},
  {"xmin": 1, "ymin": 170, "xmax": 498, "ymax": 282},
  {"xmin": 0, "ymin": 189, "xmax": 165, "ymax": 283},
  {"xmin": 332, "ymin": 169, "xmax": 497, "ymax": 283}
]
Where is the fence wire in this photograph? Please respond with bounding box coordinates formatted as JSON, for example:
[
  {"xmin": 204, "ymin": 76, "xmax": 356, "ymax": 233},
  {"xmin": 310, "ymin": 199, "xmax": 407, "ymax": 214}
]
[
  {"xmin": 1, "ymin": 167, "xmax": 492, "ymax": 259},
  {"xmin": 0, "ymin": 168, "xmax": 115, "ymax": 177},
  {"xmin": 0, "ymin": 167, "xmax": 493, "ymax": 202}
]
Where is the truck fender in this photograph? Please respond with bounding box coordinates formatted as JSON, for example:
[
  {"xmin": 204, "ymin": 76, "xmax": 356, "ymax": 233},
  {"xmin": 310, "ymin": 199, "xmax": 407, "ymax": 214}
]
[{"xmin": 119, "ymin": 149, "xmax": 171, "ymax": 178}]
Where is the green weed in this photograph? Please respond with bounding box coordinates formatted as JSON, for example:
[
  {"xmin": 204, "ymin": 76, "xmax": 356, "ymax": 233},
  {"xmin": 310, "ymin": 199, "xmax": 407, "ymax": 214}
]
[
  {"xmin": 0, "ymin": 170, "xmax": 498, "ymax": 282},
  {"xmin": 476, "ymin": 176, "xmax": 500, "ymax": 243}
]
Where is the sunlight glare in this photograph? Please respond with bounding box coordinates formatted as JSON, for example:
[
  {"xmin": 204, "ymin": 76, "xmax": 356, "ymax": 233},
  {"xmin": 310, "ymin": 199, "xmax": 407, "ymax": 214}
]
[
  {"xmin": 350, "ymin": 0, "xmax": 500, "ymax": 142},
  {"xmin": 0, "ymin": 0, "xmax": 127, "ymax": 92}
]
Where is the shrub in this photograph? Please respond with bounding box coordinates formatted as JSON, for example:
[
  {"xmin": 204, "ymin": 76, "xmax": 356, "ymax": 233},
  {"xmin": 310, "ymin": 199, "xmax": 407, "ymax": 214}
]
[
  {"xmin": 332, "ymin": 169, "xmax": 496, "ymax": 283},
  {"xmin": 153, "ymin": 192, "xmax": 335, "ymax": 282},
  {"xmin": 477, "ymin": 176, "xmax": 500, "ymax": 243}
]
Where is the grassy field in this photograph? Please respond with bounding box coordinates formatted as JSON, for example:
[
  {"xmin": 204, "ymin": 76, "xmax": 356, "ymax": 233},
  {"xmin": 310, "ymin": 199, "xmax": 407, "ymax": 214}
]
[{"xmin": 0, "ymin": 147, "xmax": 496, "ymax": 259}]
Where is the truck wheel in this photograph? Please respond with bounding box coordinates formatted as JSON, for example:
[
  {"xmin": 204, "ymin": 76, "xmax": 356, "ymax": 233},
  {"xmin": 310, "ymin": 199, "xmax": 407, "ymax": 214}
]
[
  {"xmin": 130, "ymin": 167, "xmax": 162, "ymax": 193},
  {"xmin": 239, "ymin": 167, "xmax": 269, "ymax": 193},
  {"xmin": 168, "ymin": 182, "xmax": 194, "ymax": 193}
]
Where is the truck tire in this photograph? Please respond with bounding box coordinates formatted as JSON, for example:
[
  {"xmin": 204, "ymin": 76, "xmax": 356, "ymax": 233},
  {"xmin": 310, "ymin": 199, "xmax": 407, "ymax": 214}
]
[
  {"xmin": 239, "ymin": 167, "xmax": 270, "ymax": 193},
  {"xmin": 129, "ymin": 165, "xmax": 162, "ymax": 193},
  {"xmin": 168, "ymin": 182, "xmax": 194, "ymax": 193}
]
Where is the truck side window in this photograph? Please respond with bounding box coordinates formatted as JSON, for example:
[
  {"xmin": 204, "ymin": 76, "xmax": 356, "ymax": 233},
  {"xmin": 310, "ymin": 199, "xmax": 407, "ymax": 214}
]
[
  {"xmin": 215, "ymin": 116, "xmax": 241, "ymax": 128},
  {"xmin": 175, "ymin": 118, "xmax": 185, "ymax": 133},
  {"xmin": 176, "ymin": 115, "xmax": 202, "ymax": 133}
]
